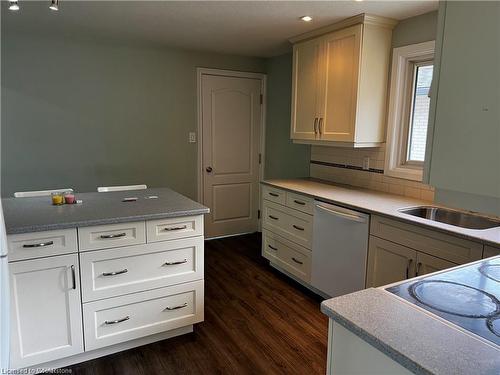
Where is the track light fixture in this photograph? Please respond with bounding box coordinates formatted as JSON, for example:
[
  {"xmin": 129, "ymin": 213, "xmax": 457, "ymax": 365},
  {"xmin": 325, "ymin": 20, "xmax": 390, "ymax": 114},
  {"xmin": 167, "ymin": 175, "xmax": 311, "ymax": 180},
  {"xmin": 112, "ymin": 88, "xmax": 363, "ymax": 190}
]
[
  {"xmin": 8, "ymin": 0, "xmax": 19, "ymax": 11},
  {"xmin": 49, "ymin": 0, "xmax": 59, "ymax": 11}
]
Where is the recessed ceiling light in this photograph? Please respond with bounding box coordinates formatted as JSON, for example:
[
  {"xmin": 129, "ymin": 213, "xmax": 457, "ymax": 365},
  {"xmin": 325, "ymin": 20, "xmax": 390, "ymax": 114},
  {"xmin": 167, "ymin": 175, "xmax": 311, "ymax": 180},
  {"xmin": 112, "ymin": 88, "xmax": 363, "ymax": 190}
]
[
  {"xmin": 49, "ymin": 0, "xmax": 59, "ymax": 11},
  {"xmin": 8, "ymin": 0, "xmax": 19, "ymax": 11},
  {"xmin": 300, "ymin": 16, "xmax": 313, "ymax": 22}
]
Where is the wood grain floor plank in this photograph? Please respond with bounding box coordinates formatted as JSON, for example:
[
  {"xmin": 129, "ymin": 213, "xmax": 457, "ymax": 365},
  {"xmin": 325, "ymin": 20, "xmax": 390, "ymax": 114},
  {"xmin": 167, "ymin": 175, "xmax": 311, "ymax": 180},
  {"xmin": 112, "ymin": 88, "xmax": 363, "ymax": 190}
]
[{"xmin": 66, "ymin": 233, "xmax": 327, "ymax": 375}]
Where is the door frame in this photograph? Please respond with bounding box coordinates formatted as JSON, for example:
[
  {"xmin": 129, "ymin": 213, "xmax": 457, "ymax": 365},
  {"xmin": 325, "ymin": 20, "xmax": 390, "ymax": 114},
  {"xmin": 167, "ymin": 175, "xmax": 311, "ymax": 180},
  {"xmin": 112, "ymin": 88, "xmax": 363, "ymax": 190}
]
[{"xmin": 196, "ymin": 68, "xmax": 267, "ymax": 228}]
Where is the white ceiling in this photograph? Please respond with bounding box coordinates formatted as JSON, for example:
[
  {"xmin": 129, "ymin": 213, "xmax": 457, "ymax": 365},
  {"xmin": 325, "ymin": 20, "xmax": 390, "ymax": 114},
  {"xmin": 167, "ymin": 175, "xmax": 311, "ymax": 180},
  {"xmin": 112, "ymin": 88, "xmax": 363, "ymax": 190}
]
[{"xmin": 2, "ymin": 1, "xmax": 438, "ymax": 57}]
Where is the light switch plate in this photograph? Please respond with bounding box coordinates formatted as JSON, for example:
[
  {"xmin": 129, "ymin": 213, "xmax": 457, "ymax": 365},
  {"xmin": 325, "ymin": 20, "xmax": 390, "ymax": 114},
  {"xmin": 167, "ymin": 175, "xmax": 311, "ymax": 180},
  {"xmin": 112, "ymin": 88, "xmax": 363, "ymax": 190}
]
[{"xmin": 189, "ymin": 132, "xmax": 196, "ymax": 143}]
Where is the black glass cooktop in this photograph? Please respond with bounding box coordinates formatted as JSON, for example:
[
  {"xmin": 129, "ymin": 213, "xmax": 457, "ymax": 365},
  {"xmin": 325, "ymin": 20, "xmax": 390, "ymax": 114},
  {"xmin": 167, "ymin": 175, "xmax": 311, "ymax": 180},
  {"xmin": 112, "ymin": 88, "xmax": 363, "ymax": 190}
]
[{"xmin": 387, "ymin": 257, "xmax": 500, "ymax": 346}]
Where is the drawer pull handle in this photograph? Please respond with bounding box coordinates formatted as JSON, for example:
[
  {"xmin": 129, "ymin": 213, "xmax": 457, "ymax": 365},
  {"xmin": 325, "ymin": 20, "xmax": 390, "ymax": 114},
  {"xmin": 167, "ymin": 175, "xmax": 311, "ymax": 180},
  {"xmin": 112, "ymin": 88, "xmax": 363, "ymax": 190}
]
[
  {"xmin": 293, "ymin": 200, "xmax": 306, "ymax": 206},
  {"xmin": 268, "ymin": 215, "xmax": 279, "ymax": 220},
  {"xmin": 104, "ymin": 316, "xmax": 130, "ymax": 325},
  {"xmin": 71, "ymin": 265, "xmax": 76, "ymax": 290},
  {"xmin": 292, "ymin": 257, "xmax": 303, "ymax": 265},
  {"xmin": 102, "ymin": 269, "xmax": 128, "ymax": 277},
  {"xmin": 164, "ymin": 225, "xmax": 187, "ymax": 231},
  {"xmin": 268, "ymin": 244, "xmax": 278, "ymax": 251},
  {"xmin": 163, "ymin": 259, "xmax": 188, "ymax": 266},
  {"xmin": 164, "ymin": 302, "xmax": 188, "ymax": 311},
  {"xmin": 269, "ymin": 192, "xmax": 279, "ymax": 197},
  {"xmin": 293, "ymin": 225, "xmax": 305, "ymax": 231},
  {"xmin": 100, "ymin": 232, "xmax": 126, "ymax": 239},
  {"xmin": 23, "ymin": 241, "xmax": 54, "ymax": 248},
  {"xmin": 416, "ymin": 262, "xmax": 422, "ymax": 276},
  {"xmin": 406, "ymin": 259, "xmax": 413, "ymax": 279}
]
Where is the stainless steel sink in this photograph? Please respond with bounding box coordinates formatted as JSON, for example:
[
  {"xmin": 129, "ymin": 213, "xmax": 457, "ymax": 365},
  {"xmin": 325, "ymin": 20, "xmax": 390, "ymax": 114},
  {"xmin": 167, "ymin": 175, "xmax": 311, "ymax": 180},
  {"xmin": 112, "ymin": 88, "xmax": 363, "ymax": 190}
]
[{"xmin": 398, "ymin": 206, "xmax": 500, "ymax": 230}]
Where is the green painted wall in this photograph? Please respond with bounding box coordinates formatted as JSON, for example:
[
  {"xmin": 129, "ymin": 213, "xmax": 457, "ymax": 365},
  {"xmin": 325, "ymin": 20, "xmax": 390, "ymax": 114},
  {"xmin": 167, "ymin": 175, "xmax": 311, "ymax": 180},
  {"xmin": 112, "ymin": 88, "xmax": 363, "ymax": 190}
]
[
  {"xmin": 264, "ymin": 53, "xmax": 310, "ymax": 179},
  {"xmin": 428, "ymin": 2, "xmax": 500, "ymax": 216},
  {"xmin": 1, "ymin": 34, "xmax": 265, "ymax": 198},
  {"xmin": 392, "ymin": 10, "xmax": 438, "ymax": 48},
  {"xmin": 0, "ymin": 11, "xmax": 437, "ymax": 198}
]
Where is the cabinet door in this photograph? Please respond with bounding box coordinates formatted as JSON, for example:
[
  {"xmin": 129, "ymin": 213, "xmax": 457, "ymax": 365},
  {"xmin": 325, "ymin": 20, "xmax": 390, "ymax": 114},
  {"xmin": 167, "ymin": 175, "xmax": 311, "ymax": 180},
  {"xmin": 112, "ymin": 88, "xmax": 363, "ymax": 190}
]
[
  {"xmin": 484, "ymin": 246, "xmax": 500, "ymax": 259},
  {"xmin": 291, "ymin": 38, "xmax": 322, "ymax": 140},
  {"xmin": 366, "ymin": 236, "xmax": 416, "ymax": 287},
  {"xmin": 10, "ymin": 254, "xmax": 83, "ymax": 368},
  {"xmin": 415, "ymin": 252, "xmax": 457, "ymax": 277},
  {"xmin": 319, "ymin": 24, "xmax": 362, "ymax": 142}
]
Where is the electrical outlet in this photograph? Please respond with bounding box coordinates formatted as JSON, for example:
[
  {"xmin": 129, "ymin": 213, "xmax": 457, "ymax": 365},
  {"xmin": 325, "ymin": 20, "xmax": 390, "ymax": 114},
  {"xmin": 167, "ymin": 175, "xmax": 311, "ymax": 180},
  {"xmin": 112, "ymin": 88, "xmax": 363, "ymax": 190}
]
[
  {"xmin": 362, "ymin": 157, "xmax": 370, "ymax": 170},
  {"xmin": 188, "ymin": 132, "xmax": 196, "ymax": 143}
]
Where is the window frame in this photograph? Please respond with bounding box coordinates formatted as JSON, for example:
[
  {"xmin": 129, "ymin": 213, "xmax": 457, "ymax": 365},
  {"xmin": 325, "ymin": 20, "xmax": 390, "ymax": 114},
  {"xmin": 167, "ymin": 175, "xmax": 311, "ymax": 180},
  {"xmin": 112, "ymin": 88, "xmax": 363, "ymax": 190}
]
[{"xmin": 385, "ymin": 41, "xmax": 435, "ymax": 182}]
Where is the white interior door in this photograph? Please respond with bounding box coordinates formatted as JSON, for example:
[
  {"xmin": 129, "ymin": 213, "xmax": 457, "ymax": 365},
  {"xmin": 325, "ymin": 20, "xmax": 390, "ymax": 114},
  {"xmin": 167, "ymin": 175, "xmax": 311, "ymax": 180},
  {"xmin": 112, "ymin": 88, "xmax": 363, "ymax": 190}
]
[{"xmin": 201, "ymin": 73, "xmax": 262, "ymax": 238}]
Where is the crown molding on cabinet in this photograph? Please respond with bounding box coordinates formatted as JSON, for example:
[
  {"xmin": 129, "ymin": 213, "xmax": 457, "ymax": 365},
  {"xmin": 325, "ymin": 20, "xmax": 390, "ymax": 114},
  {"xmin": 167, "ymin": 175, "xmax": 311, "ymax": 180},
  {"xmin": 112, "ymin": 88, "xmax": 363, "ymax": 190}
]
[{"xmin": 289, "ymin": 13, "xmax": 398, "ymax": 44}]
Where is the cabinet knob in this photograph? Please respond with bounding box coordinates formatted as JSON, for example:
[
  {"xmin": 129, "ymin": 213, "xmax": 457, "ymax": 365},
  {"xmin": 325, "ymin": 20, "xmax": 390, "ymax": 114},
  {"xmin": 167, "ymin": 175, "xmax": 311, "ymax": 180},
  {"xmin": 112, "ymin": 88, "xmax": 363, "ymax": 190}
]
[{"xmin": 206, "ymin": 166, "xmax": 213, "ymax": 173}]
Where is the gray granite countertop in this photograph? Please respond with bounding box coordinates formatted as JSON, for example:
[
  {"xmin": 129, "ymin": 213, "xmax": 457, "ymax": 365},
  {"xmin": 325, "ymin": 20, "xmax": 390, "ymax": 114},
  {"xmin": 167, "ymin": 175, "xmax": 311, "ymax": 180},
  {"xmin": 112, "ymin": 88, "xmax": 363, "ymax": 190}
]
[
  {"xmin": 321, "ymin": 287, "xmax": 500, "ymax": 375},
  {"xmin": 2, "ymin": 188, "xmax": 209, "ymax": 234},
  {"xmin": 262, "ymin": 178, "xmax": 500, "ymax": 247},
  {"xmin": 321, "ymin": 288, "xmax": 500, "ymax": 375}
]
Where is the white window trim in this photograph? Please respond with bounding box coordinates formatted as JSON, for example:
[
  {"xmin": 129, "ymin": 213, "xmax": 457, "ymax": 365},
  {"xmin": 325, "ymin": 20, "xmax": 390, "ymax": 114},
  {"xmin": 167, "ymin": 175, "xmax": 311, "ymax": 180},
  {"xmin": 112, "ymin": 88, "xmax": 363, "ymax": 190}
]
[{"xmin": 385, "ymin": 40, "xmax": 435, "ymax": 182}]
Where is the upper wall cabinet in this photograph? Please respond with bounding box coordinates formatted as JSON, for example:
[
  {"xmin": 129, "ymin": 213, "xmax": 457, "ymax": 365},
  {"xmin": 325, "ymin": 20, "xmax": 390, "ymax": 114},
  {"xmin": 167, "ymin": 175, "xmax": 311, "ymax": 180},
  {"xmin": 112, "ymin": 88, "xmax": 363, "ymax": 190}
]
[{"xmin": 290, "ymin": 14, "xmax": 397, "ymax": 148}]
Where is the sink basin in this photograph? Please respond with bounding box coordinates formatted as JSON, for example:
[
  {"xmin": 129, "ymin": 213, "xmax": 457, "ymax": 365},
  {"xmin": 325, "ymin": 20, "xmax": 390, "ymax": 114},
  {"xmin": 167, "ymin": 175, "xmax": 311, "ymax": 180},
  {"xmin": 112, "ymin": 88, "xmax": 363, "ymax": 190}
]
[{"xmin": 398, "ymin": 206, "xmax": 500, "ymax": 230}]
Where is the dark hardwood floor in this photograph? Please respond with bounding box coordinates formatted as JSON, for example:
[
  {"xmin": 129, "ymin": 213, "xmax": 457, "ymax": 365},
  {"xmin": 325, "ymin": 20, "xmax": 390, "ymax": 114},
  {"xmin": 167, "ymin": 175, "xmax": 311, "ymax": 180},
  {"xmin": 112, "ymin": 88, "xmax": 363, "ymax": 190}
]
[{"xmin": 67, "ymin": 233, "xmax": 328, "ymax": 375}]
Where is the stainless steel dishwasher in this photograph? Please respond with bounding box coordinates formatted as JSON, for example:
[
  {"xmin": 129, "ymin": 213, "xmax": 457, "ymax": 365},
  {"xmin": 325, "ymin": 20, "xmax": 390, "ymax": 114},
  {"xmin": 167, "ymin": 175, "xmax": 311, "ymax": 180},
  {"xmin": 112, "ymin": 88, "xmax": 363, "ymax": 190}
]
[{"xmin": 311, "ymin": 200, "xmax": 369, "ymax": 298}]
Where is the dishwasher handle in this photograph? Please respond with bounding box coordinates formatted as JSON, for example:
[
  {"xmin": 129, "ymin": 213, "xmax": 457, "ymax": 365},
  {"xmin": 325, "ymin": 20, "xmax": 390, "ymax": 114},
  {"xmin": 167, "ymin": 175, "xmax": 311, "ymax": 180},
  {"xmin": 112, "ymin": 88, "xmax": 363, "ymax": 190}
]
[{"xmin": 315, "ymin": 203, "xmax": 367, "ymax": 223}]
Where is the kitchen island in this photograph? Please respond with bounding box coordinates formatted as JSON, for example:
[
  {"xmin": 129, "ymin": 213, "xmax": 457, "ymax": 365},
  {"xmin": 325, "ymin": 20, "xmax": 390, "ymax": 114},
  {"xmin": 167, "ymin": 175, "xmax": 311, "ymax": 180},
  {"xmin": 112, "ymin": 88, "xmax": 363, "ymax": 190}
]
[
  {"xmin": 3, "ymin": 188, "xmax": 209, "ymax": 370},
  {"xmin": 3, "ymin": 187, "xmax": 209, "ymax": 234},
  {"xmin": 321, "ymin": 256, "xmax": 500, "ymax": 375}
]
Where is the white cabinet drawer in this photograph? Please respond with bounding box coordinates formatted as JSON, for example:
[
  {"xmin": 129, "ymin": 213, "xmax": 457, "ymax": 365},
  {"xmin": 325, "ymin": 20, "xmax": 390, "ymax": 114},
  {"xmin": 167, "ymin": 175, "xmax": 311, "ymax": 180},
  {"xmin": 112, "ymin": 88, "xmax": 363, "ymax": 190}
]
[
  {"xmin": 262, "ymin": 200, "xmax": 313, "ymax": 249},
  {"xmin": 83, "ymin": 280, "xmax": 204, "ymax": 351},
  {"xmin": 285, "ymin": 192, "xmax": 314, "ymax": 215},
  {"xmin": 262, "ymin": 230, "xmax": 311, "ymax": 282},
  {"xmin": 78, "ymin": 222, "xmax": 146, "ymax": 252},
  {"xmin": 262, "ymin": 185, "xmax": 286, "ymax": 205},
  {"xmin": 147, "ymin": 215, "xmax": 203, "ymax": 243},
  {"xmin": 7, "ymin": 229, "xmax": 78, "ymax": 262},
  {"xmin": 80, "ymin": 237, "xmax": 204, "ymax": 302}
]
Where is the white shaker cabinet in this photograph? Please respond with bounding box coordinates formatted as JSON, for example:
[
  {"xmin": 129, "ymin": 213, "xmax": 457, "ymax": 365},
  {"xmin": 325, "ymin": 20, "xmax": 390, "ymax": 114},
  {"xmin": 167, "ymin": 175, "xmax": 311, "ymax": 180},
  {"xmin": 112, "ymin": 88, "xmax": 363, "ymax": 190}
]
[
  {"xmin": 290, "ymin": 15, "xmax": 396, "ymax": 147},
  {"xmin": 291, "ymin": 37, "xmax": 323, "ymax": 141},
  {"xmin": 9, "ymin": 254, "xmax": 84, "ymax": 368}
]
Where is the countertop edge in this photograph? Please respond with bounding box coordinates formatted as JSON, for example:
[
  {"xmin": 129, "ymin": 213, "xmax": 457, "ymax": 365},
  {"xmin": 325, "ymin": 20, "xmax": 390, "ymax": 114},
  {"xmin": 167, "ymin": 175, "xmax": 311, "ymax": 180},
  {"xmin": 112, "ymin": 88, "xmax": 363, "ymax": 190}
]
[
  {"xmin": 5, "ymin": 208, "xmax": 210, "ymax": 235},
  {"xmin": 261, "ymin": 179, "xmax": 500, "ymax": 248}
]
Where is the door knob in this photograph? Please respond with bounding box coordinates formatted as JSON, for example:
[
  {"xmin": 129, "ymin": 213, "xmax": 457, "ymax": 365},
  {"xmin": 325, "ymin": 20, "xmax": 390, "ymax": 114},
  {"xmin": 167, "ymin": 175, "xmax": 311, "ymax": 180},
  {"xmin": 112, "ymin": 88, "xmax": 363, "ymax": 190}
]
[{"xmin": 206, "ymin": 166, "xmax": 213, "ymax": 173}]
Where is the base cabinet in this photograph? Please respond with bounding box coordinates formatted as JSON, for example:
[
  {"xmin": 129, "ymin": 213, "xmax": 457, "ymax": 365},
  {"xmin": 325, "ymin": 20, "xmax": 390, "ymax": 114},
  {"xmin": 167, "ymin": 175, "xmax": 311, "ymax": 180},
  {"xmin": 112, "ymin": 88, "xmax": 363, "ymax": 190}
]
[
  {"xmin": 415, "ymin": 252, "xmax": 456, "ymax": 277},
  {"xmin": 366, "ymin": 237, "xmax": 416, "ymax": 287},
  {"xmin": 327, "ymin": 320, "xmax": 412, "ymax": 375},
  {"xmin": 366, "ymin": 236, "xmax": 459, "ymax": 287},
  {"xmin": 484, "ymin": 246, "xmax": 500, "ymax": 259},
  {"xmin": 8, "ymin": 214, "xmax": 205, "ymax": 370},
  {"xmin": 9, "ymin": 254, "xmax": 84, "ymax": 368}
]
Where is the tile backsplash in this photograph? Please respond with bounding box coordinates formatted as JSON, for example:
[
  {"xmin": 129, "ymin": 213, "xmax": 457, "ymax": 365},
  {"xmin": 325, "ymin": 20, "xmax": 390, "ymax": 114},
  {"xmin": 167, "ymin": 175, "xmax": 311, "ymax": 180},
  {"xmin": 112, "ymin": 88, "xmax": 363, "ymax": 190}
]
[{"xmin": 310, "ymin": 145, "xmax": 435, "ymax": 202}]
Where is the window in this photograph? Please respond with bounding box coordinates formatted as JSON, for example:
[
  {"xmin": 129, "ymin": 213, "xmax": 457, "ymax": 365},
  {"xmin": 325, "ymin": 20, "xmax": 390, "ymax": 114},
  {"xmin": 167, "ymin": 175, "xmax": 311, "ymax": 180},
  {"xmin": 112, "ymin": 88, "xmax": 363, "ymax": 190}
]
[{"xmin": 385, "ymin": 41, "xmax": 435, "ymax": 181}]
